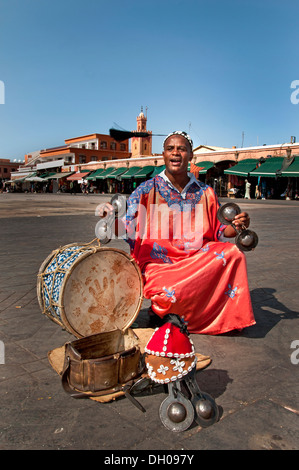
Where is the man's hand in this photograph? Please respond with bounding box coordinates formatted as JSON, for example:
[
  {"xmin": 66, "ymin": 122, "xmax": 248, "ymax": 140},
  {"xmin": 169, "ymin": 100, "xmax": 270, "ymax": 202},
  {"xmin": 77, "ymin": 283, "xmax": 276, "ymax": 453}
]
[
  {"xmin": 232, "ymin": 212, "xmax": 250, "ymax": 229},
  {"xmin": 223, "ymin": 212, "xmax": 250, "ymax": 238},
  {"xmin": 96, "ymin": 202, "xmax": 114, "ymax": 219}
]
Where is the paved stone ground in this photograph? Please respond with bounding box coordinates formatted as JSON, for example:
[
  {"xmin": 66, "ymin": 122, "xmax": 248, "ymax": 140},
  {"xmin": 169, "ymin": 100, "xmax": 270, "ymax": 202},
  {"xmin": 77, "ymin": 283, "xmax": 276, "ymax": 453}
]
[{"xmin": 0, "ymin": 193, "xmax": 298, "ymax": 451}]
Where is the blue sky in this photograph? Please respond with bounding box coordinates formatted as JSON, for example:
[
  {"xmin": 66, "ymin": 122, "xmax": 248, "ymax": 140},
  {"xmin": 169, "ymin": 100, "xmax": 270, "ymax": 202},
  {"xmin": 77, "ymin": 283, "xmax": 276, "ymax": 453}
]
[{"xmin": 0, "ymin": 0, "xmax": 298, "ymax": 160}]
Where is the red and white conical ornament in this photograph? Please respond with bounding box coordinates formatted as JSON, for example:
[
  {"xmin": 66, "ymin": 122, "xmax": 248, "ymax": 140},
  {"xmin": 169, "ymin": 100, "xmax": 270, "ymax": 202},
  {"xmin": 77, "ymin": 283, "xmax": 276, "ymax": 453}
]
[{"xmin": 145, "ymin": 321, "xmax": 197, "ymax": 384}]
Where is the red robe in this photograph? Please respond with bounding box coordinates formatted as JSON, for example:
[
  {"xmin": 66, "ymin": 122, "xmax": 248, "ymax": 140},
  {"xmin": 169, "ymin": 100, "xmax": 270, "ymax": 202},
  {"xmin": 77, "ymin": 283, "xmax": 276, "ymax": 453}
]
[{"xmin": 123, "ymin": 174, "xmax": 255, "ymax": 335}]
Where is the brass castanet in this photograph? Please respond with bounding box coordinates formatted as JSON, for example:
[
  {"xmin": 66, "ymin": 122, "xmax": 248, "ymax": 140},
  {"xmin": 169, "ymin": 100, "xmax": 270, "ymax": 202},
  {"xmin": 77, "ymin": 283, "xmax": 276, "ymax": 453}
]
[{"xmin": 217, "ymin": 202, "xmax": 258, "ymax": 252}]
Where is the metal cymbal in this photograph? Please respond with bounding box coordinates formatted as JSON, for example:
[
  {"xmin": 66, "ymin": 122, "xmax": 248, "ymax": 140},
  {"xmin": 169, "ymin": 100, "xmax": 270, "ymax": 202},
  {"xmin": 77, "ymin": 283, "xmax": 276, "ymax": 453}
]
[
  {"xmin": 217, "ymin": 202, "xmax": 241, "ymax": 225},
  {"xmin": 235, "ymin": 229, "xmax": 258, "ymax": 251},
  {"xmin": 217, "ymin": 202, "xmax": 259, "ymax": 252},
  {"xmin": 182, "ymin": 369, "xmax": 219, "ymax": 428},
  {"xmin": 192, "ymin": 391, "xmax": 220, "ymax": 428},
  {"xmin": 110, "ymin": 193, "xmax": 127, "ymax": 218},
  {"xmin": 159, "ymin": 382, "xmax": 194, "ymax": 432},
  {"xmin": 95, "ymin": 219, "xmax": 112, "ymax": 244}
]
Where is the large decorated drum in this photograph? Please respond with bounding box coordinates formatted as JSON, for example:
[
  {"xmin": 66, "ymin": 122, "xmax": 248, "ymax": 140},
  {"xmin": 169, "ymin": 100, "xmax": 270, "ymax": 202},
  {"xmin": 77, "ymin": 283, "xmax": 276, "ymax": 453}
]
[{"xmin": 37, "ymin": 241, "xmax": 143, "ymax": 338}]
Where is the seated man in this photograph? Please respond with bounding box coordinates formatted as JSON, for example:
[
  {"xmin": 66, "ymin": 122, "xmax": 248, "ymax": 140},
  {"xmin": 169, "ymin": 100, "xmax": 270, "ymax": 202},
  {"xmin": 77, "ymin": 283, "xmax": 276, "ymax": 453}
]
[{"xmin": 101, "ymin": 131, "xmax": 256, "ymax": 335}]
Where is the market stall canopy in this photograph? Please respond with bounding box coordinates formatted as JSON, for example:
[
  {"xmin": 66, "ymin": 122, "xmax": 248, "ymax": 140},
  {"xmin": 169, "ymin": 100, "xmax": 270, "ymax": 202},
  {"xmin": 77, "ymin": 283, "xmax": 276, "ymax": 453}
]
[
  {"xmin": 5, "ymin": 171, "xmax": 35, "ymax": 183},
  {"xmin": 6, "ymin": 177, "xmax": 27, "ymax": 183},
  {"xmin": 195, "ymin": 161, "xmax": 215, "ymax": 174},
  {"xmin": 85, "ymin": 169, "xmax": 106, "ymax": 180},
  {"xmin": 19, "ymin": 172, "xmax": 37, "ymax": 181},
  {"xmin": 43, "ymin": 172, "xmax": 74, "ymax": 180},
  {"xmin": 67, "ymin": 172, "xmax": 90, "ymax": 181},
  {"xmin": 134, "ymin": 166, "xmax": 156, "ymax": 178},
  {"xmin": 106, "ymin": 167, "xmax": 128, "ymax": 179},
  {"xmin": 149, "ymin": 165, "xmax": 165, "ymax": 177},
  {"xmin": 119, "ymin": 166, "xmax": 141, "ymax": 179},
  {"xmin": 249, "ymin": 157, "xmax": 284, "ymax": 177},
  {"xmin": 96, "ymin": 167, "xmax": 116, "ymax": 179},
  {"xmin": 224, "ymin": 159, "xmax": 259, "ymax": 177},
  {"xmin": 25, "ymin": 172, "xmax": 56, "ymax": 182},
  {"xmin": 278, "ymin": 156, "xmax": 299, "ymax": 177}
]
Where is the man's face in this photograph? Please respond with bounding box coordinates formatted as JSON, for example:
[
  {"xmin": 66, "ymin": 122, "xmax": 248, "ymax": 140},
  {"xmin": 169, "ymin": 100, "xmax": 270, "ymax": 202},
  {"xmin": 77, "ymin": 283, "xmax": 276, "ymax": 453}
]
[{"xmin": 163, "ymin": 135, "xmax": 193, "ymax": 177}]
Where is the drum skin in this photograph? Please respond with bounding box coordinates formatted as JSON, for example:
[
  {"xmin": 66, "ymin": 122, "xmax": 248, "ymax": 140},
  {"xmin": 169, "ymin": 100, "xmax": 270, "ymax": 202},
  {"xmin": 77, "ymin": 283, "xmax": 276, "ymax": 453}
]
[{"xmin": 37, "ymin": 243, "xmax": 143, "ymax": 338}]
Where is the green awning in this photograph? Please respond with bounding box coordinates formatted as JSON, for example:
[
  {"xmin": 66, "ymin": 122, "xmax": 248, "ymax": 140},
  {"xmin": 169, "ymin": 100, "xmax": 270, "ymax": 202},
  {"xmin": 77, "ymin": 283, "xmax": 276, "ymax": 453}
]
[
  {"xmin": 96, "ymin": 167, "xmax": 116, "ymax": 179},
  {"xmin": 85, "ymin": 169, "xmax": 106, "ymax": 180},
  {"xmin": 249, "ymin": 157, "xmax": 284, "ymax": 177},
  {"xmin": 11, "ymin": 171, "xmax": 36, "ymax": 182},
  {"xmin": 195, "ymin": 161, "xmax": 215, "ymax": 174},
  {"xmin": 22, "ymin": 172, "xmax": 37, "ymax": 181},
  {"xmin": 11, "ymin": 177, "xmax": 27, "ymax": 183},
  {"xmin": 120, "ymin": 166, "xmax": 141, "ymax": 179},
  {"xmin": 106, "ymin": 167, "xmax": 128, "ymax": 179},
  {"xmin": 224, "ymin": 159, "xmax": 259, "ymax": 177},
  {"xmin": 26, "ymin": 172, "xmax": 56, "ymax": 182},
  {"xmin": 149, "ymin": 165, "xmax": 165, "ymax": 177},
  {"xmin": 43, "ymin": 172, "xmax": 74, "ymax": 180},
  {"xmin": 280, "ymin": 156, "xmax": 299, "ymax": 177},
  {"xmin": 134, "ymin": 166, "xmax": 156, "ymax": 178}
]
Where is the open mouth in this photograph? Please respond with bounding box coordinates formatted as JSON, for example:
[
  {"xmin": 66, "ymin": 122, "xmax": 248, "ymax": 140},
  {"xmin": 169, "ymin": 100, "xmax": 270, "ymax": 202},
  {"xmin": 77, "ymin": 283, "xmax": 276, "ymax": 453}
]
[{"xmin": 170, "ymin": 158, "xmax": 182, "ymax": 166}]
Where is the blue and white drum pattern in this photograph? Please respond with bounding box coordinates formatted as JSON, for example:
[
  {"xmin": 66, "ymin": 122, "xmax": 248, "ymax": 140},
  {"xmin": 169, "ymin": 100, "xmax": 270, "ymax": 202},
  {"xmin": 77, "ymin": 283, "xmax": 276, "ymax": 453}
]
[{"xmin": 39, "ymin": 244, "xmax": 92, "ymax": 324}]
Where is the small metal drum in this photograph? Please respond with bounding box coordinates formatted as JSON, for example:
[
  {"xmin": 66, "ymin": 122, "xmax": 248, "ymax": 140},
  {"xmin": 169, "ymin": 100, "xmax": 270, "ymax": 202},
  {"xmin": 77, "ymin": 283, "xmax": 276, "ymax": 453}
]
[{"xmin": 37, "ymin": 241, "xmax": 143, "ymax": 338}]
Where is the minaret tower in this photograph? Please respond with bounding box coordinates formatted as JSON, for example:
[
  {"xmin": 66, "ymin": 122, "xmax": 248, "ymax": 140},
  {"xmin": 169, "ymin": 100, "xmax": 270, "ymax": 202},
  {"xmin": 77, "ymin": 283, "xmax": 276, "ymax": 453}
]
[{"xmin": 131, "ymin": 106, "xmax": 152, "ymax": 157}]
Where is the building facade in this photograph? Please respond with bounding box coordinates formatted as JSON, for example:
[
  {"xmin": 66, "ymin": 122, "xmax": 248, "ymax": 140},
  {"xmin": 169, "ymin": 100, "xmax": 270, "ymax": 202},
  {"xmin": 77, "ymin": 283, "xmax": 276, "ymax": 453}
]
[
  {"xmin": 0, "ymin": 159, "xmax": 18, "ymax": 184},
  {"xmin": 24, "ymin": 133, "xmax": 130, "ymax": 167}
]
